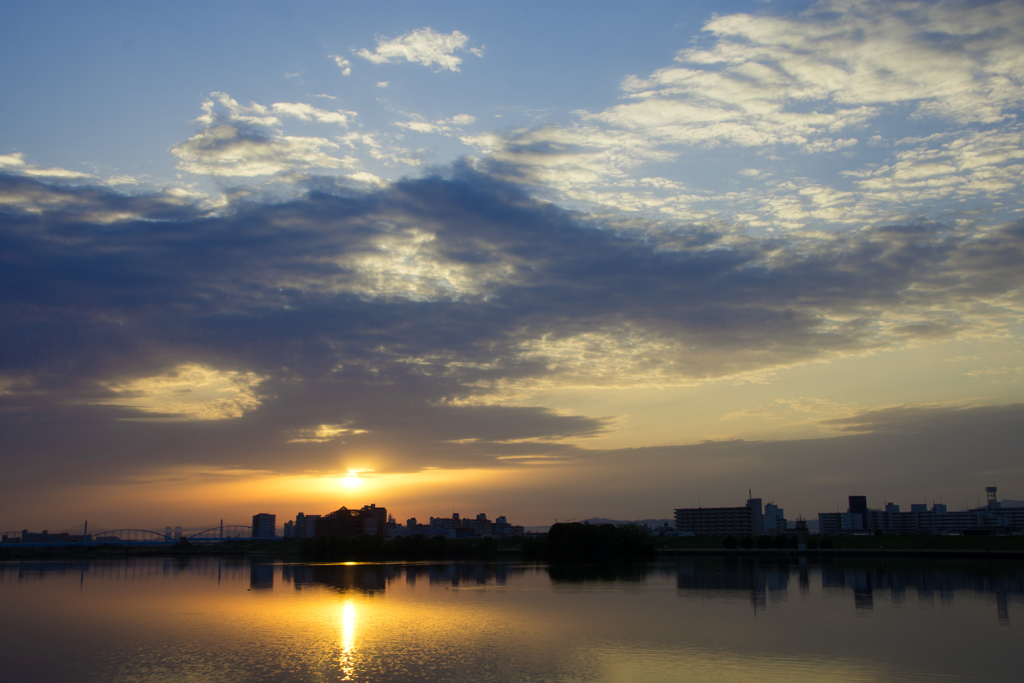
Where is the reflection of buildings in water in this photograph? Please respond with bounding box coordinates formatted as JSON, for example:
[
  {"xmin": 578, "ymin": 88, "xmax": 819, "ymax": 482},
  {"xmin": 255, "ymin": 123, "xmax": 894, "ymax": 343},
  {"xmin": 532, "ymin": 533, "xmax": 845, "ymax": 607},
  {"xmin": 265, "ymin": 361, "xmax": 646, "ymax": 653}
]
[
  {"xmin": 283, "ymin": 564, "xmax": 388, "ymax": 594},
  {"xmin": 546, "ymin": 563, "xmax": 657, "ymax": 584},
  {"xmin": 819, "ymin": 561, "xmax": 1024, "ymax": 621},
  {"xmin": 280, "ymin": 562, "xmax": 528, "ymax": 594},
  {"xmin": 0, "ymin": 557, "xmax": 254, "ymax": 585},
  {"xmin": 671, "ymin": 558, "xmax": 1023, "ymax": 623},
  {"xmin": 249, "ymin": 561, "xmax": 274, "ymax": 591},
  {"xmin": 418, "ymin": 562, "xmax": 523, "ymax": 587},
  {"xmin": 823, "ymin": 566, "xmax": 874, "ymax": 610},
  {"xmin": 997, "ymin": 593, "xmax": 1010, "ymax": 621},
  {"xmin": 676, "ymin": 560, "xmax": 790, "ymax": 613}
]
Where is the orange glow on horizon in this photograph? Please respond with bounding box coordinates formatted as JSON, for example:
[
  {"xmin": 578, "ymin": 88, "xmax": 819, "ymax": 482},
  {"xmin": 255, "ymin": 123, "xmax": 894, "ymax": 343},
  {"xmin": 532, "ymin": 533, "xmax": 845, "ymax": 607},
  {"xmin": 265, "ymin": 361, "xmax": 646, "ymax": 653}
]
[{"xmin": 63, "ymin": 462, "xmax": 555, "ymax": 529}]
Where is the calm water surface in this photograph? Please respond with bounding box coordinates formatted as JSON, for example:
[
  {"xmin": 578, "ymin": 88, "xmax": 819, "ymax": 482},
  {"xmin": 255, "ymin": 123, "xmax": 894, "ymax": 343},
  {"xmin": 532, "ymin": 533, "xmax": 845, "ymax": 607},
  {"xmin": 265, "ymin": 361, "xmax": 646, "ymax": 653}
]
[{"xmin": 1, "ymin": 556, "xmax": 1022, "ymax": 682}]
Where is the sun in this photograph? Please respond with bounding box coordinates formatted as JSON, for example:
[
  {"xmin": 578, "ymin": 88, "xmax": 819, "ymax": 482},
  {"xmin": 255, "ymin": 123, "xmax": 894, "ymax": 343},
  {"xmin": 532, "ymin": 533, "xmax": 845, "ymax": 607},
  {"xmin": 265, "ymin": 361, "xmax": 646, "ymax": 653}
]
[{"xmin": 342, "ymin": 471, "xmax": 363, "ymax": 488}]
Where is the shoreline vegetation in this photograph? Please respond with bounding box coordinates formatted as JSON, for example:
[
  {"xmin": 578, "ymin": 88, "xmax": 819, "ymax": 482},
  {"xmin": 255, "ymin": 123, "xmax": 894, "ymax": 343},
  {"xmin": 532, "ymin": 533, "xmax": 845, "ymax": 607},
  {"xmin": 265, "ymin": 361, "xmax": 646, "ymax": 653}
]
[{"xmin": 2, "ymin": 522, "xmax": 1023, "ymax": 560}]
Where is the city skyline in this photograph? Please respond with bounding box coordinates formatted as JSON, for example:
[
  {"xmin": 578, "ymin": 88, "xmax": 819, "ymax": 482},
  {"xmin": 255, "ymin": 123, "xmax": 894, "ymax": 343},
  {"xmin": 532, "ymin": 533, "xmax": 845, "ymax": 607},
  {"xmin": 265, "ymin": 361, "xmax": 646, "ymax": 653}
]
[{"xmin": 2, "ymin": 1, "xmax": 1024, "ymax": 531}]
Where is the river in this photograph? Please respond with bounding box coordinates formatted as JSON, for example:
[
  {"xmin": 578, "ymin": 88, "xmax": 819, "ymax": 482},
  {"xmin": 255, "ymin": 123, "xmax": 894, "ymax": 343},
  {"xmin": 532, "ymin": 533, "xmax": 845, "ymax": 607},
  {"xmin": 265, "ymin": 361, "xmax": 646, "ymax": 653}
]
[{"xmin": 1, "ymin": 555, "xmax": 1021, "ymax": 682}]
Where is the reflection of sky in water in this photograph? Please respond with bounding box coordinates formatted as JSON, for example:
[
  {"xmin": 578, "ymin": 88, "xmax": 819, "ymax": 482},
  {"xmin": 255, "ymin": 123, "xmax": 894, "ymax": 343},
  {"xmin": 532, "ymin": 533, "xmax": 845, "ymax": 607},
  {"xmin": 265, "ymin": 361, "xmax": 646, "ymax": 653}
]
[{"xmin": 0, "ymin": 557, "xmax": 1021, "ymax": 682}]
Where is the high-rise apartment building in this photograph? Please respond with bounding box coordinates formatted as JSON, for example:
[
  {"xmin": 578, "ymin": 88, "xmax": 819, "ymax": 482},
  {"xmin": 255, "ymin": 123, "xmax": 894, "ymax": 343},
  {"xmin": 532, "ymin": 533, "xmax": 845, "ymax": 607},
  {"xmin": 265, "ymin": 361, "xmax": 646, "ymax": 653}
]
[{"xmin": 252, "ymin": 513, "xmax": 276, "ymax": 539}]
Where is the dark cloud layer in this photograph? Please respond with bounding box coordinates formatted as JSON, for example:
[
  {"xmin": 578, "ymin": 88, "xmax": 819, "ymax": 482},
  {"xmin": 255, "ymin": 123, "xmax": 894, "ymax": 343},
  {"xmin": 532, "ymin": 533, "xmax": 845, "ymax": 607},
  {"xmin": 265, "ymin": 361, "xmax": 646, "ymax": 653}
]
[
  {"xmin": 2, "ymin": 168, "xmax": 1023, "ymax": 482},
  {"xmin": 508, "ymin": 403, "xmax": 1024, "ymax": 519}
]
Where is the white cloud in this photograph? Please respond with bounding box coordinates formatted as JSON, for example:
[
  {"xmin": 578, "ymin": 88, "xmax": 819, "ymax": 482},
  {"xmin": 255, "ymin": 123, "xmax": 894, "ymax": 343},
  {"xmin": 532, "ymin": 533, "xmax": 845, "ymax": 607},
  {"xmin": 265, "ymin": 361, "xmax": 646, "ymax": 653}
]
[
  {"xmin": 269, "ymin": 101, "xmax": 354, "ymax": 126},
  {"xmin": 396, "ymin": 114, "xmax": 477, "ymax": 135},
  {"xmin": 355, "ymin": 28, "xmax": 480, "ymax": 72},
  {"xmin": 92, "ymin": 363, "xmax": 265, "ymax": 421},
  {"xmin": 376, "ymin": 81, "xmax": 390, "ymax": 88},
  {"xmin": 314, "ymin": 93, "xmax": 337, "ymax": 100},
  {"xmin": 0, "ymin": 151, "xmax": 92, "ymax": 179},
  {"xmin": 195, "ymin": 92, "xmax": 355, "ymax": 128},
  {"xmin": 102, "ymin": 174, "xmax": 142, "ymax": 186},
  {"xmin": 848, "ymin": 128, "xmax": 1024, "ymax": 205},
  {"xmin": 592, "ymin": 0, "xmax": 1024, "ymax": 152},
  {"xmin": 461, "ymin": 1, "xmax": 1024, "ymax": 230},
  {"xmin": 346, "ymin": 171, "xmax": 388, "ymax": 187},
  {"xmin": 339, "ymin": 226, "xmax": 518, "ymax": 302},
  {"xmin": 330, "ymin": 55, "xmax": 352, "ymax": 76},
  {"xmin": 0, "ymin": 153, "xmax": 27, "ymax": 168},
  {"xmin": 171, "ymin": 92, "xmax": 360, "ymax": 177},
  {"xmin": 172, "ymin": 125, "xmax": 358, "ymax": 177}
]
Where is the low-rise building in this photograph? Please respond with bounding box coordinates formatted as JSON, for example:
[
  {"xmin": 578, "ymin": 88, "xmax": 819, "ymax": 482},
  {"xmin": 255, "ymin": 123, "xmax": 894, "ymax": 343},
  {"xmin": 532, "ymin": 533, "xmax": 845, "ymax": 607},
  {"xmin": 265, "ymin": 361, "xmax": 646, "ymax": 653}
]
[{"xmin": 818, "ymin": 488, "xmax": 1024, "ymax": 535}]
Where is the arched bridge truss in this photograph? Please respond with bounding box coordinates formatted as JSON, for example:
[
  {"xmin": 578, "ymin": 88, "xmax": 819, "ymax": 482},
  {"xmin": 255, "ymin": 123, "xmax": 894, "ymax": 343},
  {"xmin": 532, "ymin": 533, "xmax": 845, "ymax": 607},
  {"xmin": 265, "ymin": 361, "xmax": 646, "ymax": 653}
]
[{"xmin": 87, "ymin": 529, "xmax": 175, "ymax": 544}]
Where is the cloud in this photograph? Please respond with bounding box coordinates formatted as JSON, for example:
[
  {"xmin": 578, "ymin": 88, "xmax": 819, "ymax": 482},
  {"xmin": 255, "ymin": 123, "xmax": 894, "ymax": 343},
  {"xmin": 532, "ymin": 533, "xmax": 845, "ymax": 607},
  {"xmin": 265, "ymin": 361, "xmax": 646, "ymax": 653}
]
[
  {"xmin": 288, "ymin": 423, "xmax": 367, "ymax": 444},
  {"xmin": 330, "ymin": 55, "xmax": 352, "ymax": 76},
  {"xmin": 171, "ymin": 92, "xmax": 359, "ymax": 177},
  {"xmin": 574, "ymin": 402, "xmax": 1024, "ymax": 516},
  {"xmin": 91, "ymin": 363, "xmax": 265, "ymax": 421},
  {"xmin": 396, "ymin": 114, "xmax": 477, "ymax": 135},
  {"xmin": 605, "ymin": 0, "xmax": 1024, "ymax": 145},
  {"xmin": 820, "ymin": 402, "xmax": 1024, "ymax": 435},
  {"xmin": 355, "ymin": 28, "xmax": 481, "ymax": 72},
  {"xmin": 0, "ymin": 172, "xmax": 205, "ymax": 220},
  {"xmin": 463, "ymin": 1, "xmax": 1024, "ymax": 228},
  {"xmin": 0, "ymin": 151, "xmax": 92, "ymax": 180},
  {"xmin": 845, "ymin": 128, "xmax": 1024, "ymax": 205},
  {"xmin": 2, "ymin": 168, "xmax": 1023, "ymax": 487}
]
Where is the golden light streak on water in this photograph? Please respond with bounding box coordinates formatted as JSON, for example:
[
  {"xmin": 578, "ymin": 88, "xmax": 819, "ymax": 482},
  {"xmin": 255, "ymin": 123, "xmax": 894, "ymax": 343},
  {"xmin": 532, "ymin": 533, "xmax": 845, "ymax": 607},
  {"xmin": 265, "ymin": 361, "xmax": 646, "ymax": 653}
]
[{"xmin": 338, "ymin": 600, "xmax": 357, "ymax": 679}]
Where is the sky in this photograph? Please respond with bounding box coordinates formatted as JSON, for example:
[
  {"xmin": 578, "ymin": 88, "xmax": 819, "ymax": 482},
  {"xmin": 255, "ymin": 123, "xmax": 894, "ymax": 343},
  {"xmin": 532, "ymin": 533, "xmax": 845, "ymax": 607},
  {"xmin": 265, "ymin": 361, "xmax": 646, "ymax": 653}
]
[{"xmin": 2, "ymin": 0, "xmax": 1023, "ymax": 534}]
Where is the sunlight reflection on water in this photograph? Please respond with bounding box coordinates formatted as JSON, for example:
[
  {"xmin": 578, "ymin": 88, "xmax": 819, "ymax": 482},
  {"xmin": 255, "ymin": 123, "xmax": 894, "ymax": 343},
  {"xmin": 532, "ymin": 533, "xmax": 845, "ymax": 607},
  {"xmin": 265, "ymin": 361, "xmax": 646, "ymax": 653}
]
[{"xmin": 0, "ymin": 556, "xmax": 1020, "ymax": 682}]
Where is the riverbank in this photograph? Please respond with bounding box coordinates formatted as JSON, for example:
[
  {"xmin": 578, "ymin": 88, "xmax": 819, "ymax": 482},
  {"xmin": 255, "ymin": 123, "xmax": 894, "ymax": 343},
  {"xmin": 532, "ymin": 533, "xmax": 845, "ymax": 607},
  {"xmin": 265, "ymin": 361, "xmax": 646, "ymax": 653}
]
[
  {"xmin": 656, "ymin": 533, "xmax": 1024, "ymax": 558},
  {"xmin": 0, "ymin": 541, "xmax": 302, "ymax": 559},
  {"xmin": 656, "ymin": 547, "xmax": 1024, "ymax": 558},
  {"xmin": 5, "ymin": 533, "xmax": 1023, "ymax": 561}
]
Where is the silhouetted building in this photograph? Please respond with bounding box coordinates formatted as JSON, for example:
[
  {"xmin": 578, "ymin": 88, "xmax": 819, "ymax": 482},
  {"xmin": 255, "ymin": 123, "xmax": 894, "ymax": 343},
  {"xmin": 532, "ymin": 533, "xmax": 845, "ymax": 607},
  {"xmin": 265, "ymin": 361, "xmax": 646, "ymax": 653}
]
[
  {"xmin": 818, "ymin": 488, "xmax": 1024, "ymax": 534},
  {"xmin": 293, "ymin": 512, "xmax": 320, "ymax": 539},
  {"xmin": 763, "ymin": 503, "xmax": 787, "ymax": 534},
  {"xmin": 314, "ymin": 504, "xmax": 387, "ymax": 539},
  {"xmin": 675, "ymin": 497, "xmax": 765, "ymax": 536},
  {"xmin": 252, "ymin": 513, "xmax": 276, "ymax": 539},
  {"xmin": 849, "ymin": 496, "xmax": 868, "ymax": 530}
]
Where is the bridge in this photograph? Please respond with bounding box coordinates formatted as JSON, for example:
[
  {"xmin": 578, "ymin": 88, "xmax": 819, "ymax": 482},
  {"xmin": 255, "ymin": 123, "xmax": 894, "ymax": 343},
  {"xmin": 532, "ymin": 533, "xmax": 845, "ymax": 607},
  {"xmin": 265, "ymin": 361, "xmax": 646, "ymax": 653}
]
[{"xmin": 1, "ymin": 524, "xmax": 280, "ymax": 547}]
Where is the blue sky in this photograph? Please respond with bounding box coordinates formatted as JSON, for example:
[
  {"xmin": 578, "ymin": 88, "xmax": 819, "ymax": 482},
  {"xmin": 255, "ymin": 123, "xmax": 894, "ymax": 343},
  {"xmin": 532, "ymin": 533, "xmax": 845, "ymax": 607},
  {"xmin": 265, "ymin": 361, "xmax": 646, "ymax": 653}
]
[{"xmin": 1, "ymin": 1, "xmax": 1023, "ymax": 530}]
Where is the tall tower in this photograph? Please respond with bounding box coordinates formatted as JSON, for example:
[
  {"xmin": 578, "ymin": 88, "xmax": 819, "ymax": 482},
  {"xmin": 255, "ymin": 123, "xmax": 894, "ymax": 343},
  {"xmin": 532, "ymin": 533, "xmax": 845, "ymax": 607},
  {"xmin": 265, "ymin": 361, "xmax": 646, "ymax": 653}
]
[{"xmin": 986, "ymin": 487, "xmax": 999, "ymax": 510}]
